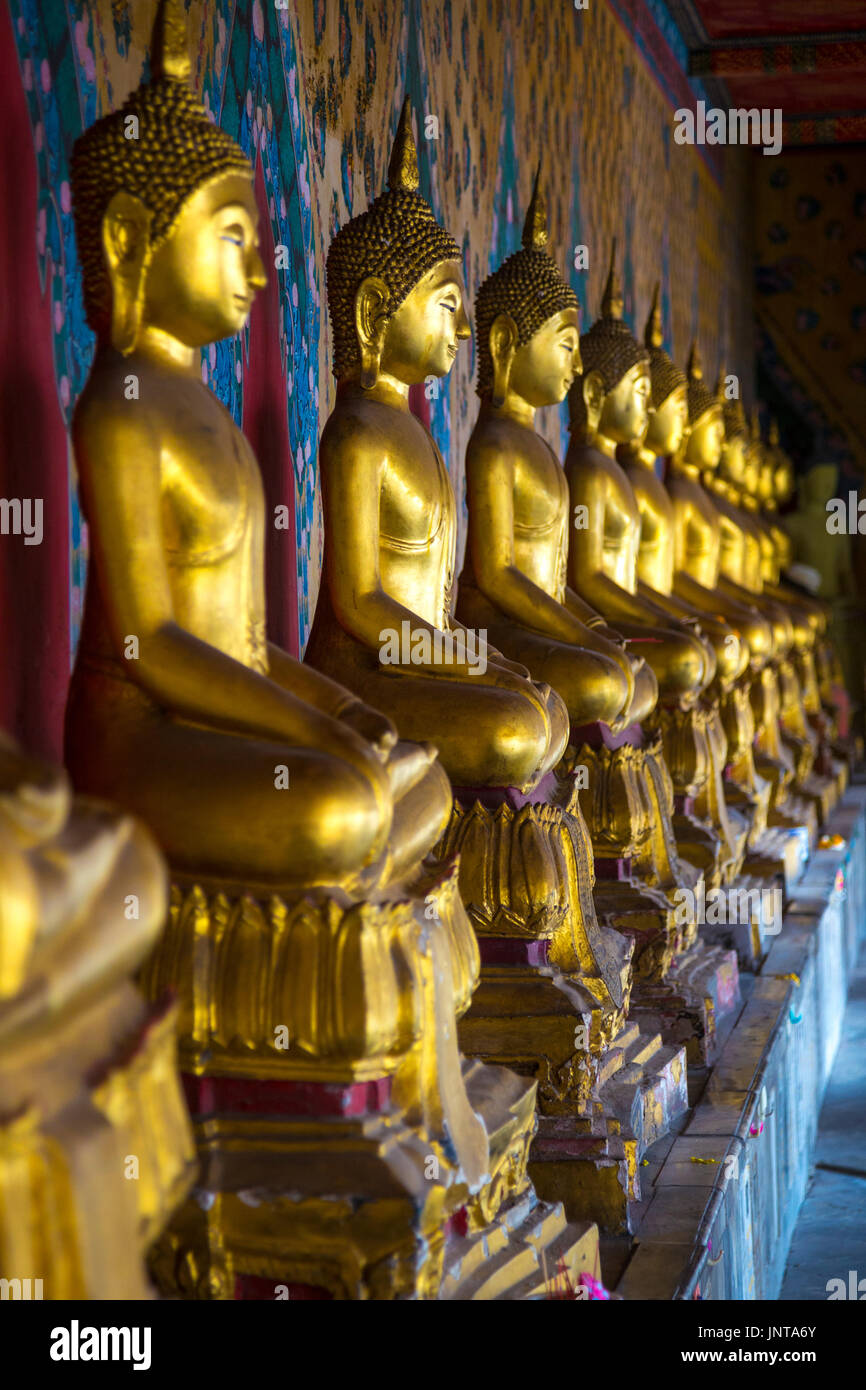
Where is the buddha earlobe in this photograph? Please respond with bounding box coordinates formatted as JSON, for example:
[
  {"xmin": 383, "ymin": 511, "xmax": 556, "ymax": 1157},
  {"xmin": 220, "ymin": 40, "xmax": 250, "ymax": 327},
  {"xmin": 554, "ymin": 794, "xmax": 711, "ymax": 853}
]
[
  {"xmin": 354, "ymin": 276, "xmax": 390, "ymax": 390},
  {"xmin": 489, "ymin": 313, "xmax": 517, "ymax": 408},
  {"xmin": 102, "ymin": 192, "xmax": 153, "ymax": 356}
]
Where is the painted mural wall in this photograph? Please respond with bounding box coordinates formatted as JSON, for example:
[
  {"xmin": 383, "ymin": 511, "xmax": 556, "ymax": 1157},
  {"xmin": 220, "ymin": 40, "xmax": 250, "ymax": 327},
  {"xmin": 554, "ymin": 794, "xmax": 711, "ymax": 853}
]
[{"xmin": 4, "ymin": 0, "xmax": 753, "ymax": 718}]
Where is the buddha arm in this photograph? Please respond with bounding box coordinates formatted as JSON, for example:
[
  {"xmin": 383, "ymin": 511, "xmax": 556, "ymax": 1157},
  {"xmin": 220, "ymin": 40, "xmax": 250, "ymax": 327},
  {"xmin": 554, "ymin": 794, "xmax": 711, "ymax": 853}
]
[
  {"xmin": 567, "ymin": 465, "xmax": 681, "ymax": 627},
  {"xmin": 321, "ymin": 429, "xmax": 521, "ymax": 687},
  {"xmin": 673, "ymin": 571, "xmax": 756, "ymax": 629},
  {"xmin": 268, "ymin": 644, "xmax": 398, "ymax": 757},
  {"xmin": 466, "ymin": 441, "xmax": 594, "ymax": 645},
  {"xmin": 75, "ymin": 403, "xmax": 387, "ymax": 783},
  {"xmin": 718, "ymin": 575, "xmax": 763, "ymax": 604},
  {"xmin": 636, "ymin": 581, "xmax": 704, "ymax": 626}
]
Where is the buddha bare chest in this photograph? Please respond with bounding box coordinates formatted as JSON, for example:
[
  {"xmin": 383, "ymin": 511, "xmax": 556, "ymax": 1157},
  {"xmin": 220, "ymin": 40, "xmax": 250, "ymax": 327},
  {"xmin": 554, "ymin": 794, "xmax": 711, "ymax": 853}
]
[{"xmin": 155, "ymin": 386, "xmax": 263, "ymax": 563}]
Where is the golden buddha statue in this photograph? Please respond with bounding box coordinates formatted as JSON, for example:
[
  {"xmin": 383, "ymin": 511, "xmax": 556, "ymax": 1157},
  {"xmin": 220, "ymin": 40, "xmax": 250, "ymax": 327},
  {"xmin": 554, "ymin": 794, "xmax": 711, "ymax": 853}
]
[
  {"xmin": 565, "ymin": 251, "xmax": 711, "ymax": 709},
  {"xmin": 663, "ymin": 350, "xmax": 797, "ymax": 814},
  {"xmin": 620, "ymin": 293, "xmax": 750, "ymax": 879},
  {"xmin": 456, "ymin": 176, "xmax": 635, "ymax": 735},
  {"xmin": 0, "ymin": 728, "xmax": 195, "ymax": 1298},
  {"xmin": 64, "ymin": 6, "xmax": 591, "ymax": 1299},
  {"xmin": 305, "ymin": 118, "xmax": 566, "ymax": 794},
  {"xmin": 447, "ymin": 177, "xmax": 693, "ymax": 1226},
  {"xmin": 563, "ymin": 251, "xmax": 719, "ymax": 919},
  {"xmin": 560, "ymin": 251, "xmax": 749, "ymax": 1075},
  {"xmin": 769, "ymin": 435, "xmax": 849, "ymax": 754},
  {"xmin": 741, "ymin": 418, "xmax": 838, "ymax": 819}
]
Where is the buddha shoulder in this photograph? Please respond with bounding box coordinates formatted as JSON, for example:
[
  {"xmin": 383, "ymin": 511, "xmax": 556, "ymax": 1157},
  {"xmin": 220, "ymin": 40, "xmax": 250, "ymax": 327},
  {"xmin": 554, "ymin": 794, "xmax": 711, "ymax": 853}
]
[
  {"xmin": 465, "ymin": 412, "xmax": 525, "ymax": 478},
  {"xmin": 321, "ymin": 394, "xmax": 435, "ymax": 478}
]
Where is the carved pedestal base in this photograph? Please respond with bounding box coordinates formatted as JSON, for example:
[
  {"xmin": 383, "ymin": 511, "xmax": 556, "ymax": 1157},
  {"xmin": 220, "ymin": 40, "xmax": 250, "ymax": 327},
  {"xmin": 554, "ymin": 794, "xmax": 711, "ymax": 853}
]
[
  {"xmin": 1, "ymin": 985, "xmax": 196, "ymax": 1299},
  {"xmin": 440, "ymin": 1194, "xmax": 600, "ymax": 1299},
  {"xmin": 140, "ymin": 863, "xmax": 586, "ymax": 1299},
  {"xmin": 528, "ymin": 1018, "xmax": 688, "ymax": 1234},
  {"xmin": 571, "ymin": 724, "xmax": 700, "ymax": 971},
  {"xmin": 648, "ymin": 700, "xmax": 744, "ymax": 886},
  {"xmin": 438, "ymin": 779, "xmax": 633, "ymax": 1103},
  {"xmin": 438, "ymin": 778, "xmax": 688, "ymax": 1227},
  {"xmin": 629, "ymin": 941, "xmax": 741, "ymax": 1069}
]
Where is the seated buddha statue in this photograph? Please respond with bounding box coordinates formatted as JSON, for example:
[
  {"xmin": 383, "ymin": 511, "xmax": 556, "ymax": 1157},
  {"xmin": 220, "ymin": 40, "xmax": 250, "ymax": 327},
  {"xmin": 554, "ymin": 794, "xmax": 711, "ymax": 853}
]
[
  {"xmin": 619, "ymin": 295, "xmax": 750, "ymax": 874},
  {"xmin": 620, "ymin": 288, "xmax": 744, "ymax": 693},
  {"xmin": 63, "ymin": 10, "xmax": 581, "ymax": 1300},
  {"xmin": 66, "ymin": 68, "xmax": 449, "ymax": 899},
  {"xmin": 768, "ymin": 434, "xmax": 846, "ymax": 737},
  {"xmin": 564, "ymin": 248, "xmax": 711, "ymax": 710},
  {"xmin": 665, "ymin": 347, "xmax": 775, "ymax": 670},
  {"xmin": 706, "ymin": 395, "xmax": 795, "ymax": 663},
  {"xmin": 305, "ymin": 113, "xmax": 658, "ymax": 1173},
  {"xmin": 665, "ymin": 354, "xmax": 803, "ymax": 825},
  {"xmin": 305, "ymin": 113, "xmax": 567, "ymax": 796},
  {"xmin": 0, "ymin": 728, "xmax": 195, "ymax": 1297},
  {"xmin": 557, "ymin": 248, "xmax": 725, "ymax": 971},
  {"xmin": 455, "ymin": 173, "xmax": 635, "ymax": 733}
]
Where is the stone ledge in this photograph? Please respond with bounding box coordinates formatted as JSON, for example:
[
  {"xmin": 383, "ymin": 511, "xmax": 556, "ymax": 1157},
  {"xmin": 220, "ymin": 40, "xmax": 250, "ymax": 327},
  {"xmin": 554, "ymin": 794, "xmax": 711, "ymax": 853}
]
[{"xmin": 616, "ymin": 784, "xmax": 866, "ymax": 1301}]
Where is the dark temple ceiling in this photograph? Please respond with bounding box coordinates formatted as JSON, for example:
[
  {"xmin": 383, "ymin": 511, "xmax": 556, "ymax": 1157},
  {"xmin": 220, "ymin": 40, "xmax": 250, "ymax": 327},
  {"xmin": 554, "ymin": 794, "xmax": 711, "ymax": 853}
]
[{"xmin": 667, "ymin": 0, "xmax": 866, "ymax": 144}]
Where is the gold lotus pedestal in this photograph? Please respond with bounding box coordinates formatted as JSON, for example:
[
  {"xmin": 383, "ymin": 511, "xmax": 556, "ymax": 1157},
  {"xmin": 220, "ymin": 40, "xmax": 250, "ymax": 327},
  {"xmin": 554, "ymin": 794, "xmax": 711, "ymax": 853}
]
[
  {"xmin": 0, "ymin": 733, "xmax": 196, "ymax": 1300},
  {"xmin": 435, "ymin": 765, "xmax": 690, "ymax": 1234},
  {"xmin": 140, "ymin": 857, "xmax": 600, "ymax": 1299}
]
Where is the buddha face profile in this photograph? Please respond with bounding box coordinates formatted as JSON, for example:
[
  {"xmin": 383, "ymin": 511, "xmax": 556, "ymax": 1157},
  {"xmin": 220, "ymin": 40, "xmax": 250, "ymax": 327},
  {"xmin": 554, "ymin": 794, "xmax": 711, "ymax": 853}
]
[
  {"xmin": 570, "ymin": 244, "xmax": 651, "ymax": 443},
  {"xmin": 684, "ymin": 343, "xmax": 723, "ymax": 470},
  {"xmin": 646, "ymin": 383, "xmax": 688, "ymax": 456},
  {"xmin": 362, "ymin": 257, "xmax": 470, "ymax": 385},
  {"xmin": 475, "ymin": 173, "xmax": 581, "ymax": 411},
  {"xmin": 135, "ymin": 173, "xmax": 266, "ymax": 347},
  {"xmin": 326, "ymin": 99, "xmax": 468, "ymax": 392},
  {"xmin": 642, "ymin": 286, "xmax": 689, "ymax": 459},
  {"xmin": 492, "ymin": 307, "xmax": 581, "ymax": 407},
  {"xmin": 686, "ymin": 406, "xmax": 724, "ymax": 470},
  {"xmin": 597, "ymin": 360, "xmax": 652, "ymax": 445},
  {"xmin": 720, "ymin": 429, "xmax": 747, "ymax": 485}
]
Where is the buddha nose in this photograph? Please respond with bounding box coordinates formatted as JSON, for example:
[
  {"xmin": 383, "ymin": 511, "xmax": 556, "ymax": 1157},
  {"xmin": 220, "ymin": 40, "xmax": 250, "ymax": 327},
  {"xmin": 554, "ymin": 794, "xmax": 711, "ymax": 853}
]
[
  {"xmin": 456, "ymin": 303, "xmax": 471, "ymax": 339},
  {"xmin": 572, "ymin": 342, "xmax": 583, "ymax": 374},
  {"xmin": 247, "ymin": 247, "xmax": 267, "ymax": 291}
]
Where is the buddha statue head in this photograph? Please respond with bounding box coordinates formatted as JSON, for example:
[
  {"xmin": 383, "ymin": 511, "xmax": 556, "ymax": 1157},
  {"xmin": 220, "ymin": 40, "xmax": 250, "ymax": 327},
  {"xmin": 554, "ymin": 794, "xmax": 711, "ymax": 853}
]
[
  {"xmin": 642, "ymin": 284, "xmax": 688, "ymax": 457},
  {"xmin": 71, "ymin": 0, "xmax": 263, "ymax": 356},
  {"xmin": 754, "ymin": 414, "xmax": 777, "ymax": 508},
  {"xmin": 716, "ymin": 365, "xmax": 749, "ymax": 488},
  {"xmin": 683, "ymin": 342, "xmax": 724, "ymax": 471},
  {"xmin": 742, "ymin": 407, "xmax": 765, "ymax": 501},
  {"xmin": 475, "ymin": 168, "xmax": 580, "ymax": 409},
  {"xmin": 568, "ymin": 242, "xmax": 652, "ymax": 445},
  {"xmin": 769, "ymin": 422, "xmax": 795, "ymax": 506},
  {"xmin": 326, "ymin": 98, "xmax": 469, "ymax": 390}
]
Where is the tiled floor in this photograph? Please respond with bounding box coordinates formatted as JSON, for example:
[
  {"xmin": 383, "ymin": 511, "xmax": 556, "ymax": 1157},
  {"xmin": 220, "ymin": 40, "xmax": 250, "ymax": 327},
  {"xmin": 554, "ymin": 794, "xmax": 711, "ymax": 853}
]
[{"xmin": 780, "ymin": 949, "xmax": 866, "ymax": 1299}]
